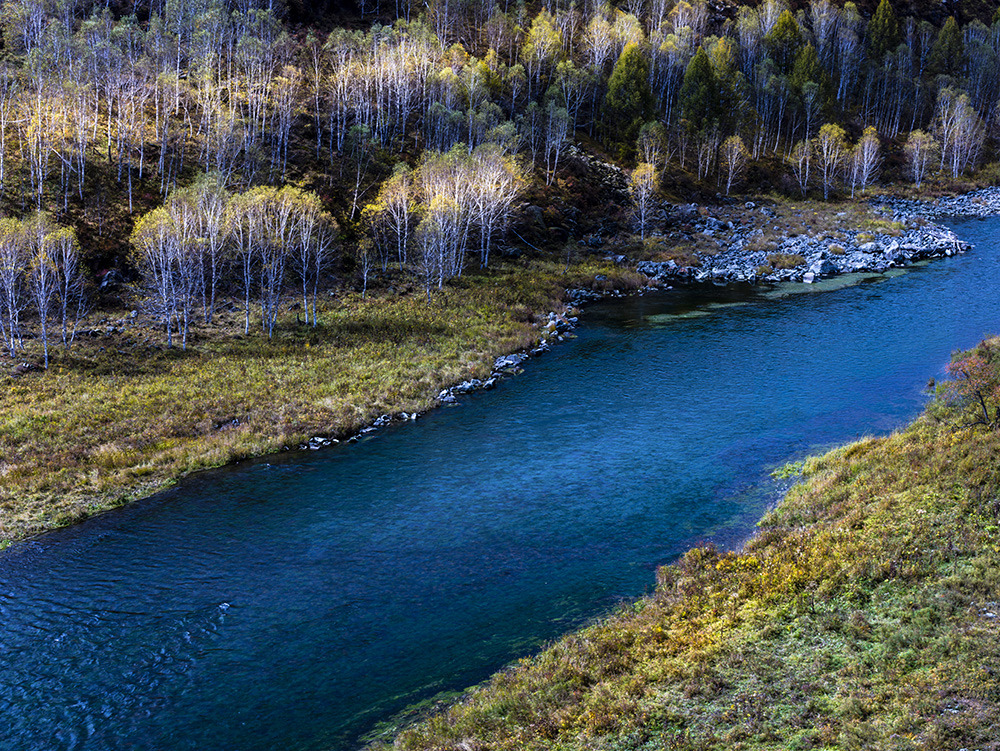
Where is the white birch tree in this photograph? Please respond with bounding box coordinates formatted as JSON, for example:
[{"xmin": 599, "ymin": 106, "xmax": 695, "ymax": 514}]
[{"xmin": 629, "ymin": 162, "xmax": 658, "ymax": 239}]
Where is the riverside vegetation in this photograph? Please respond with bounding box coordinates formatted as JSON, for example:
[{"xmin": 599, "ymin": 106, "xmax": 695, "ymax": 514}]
[
  {"xmin": 1, "ymin": 0, "xmax": 1000, "ymax": 742},
  {"xmin": 372, "ymin": 340, "xmax": 1000, "ymax": 751}
]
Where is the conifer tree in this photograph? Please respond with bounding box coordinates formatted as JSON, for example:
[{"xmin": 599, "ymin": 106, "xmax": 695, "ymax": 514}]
[
  {"xmin": 868, "ymin": 0, "xmax": 901, "ymax": 59},
  {"xmin": 707, "ymin": 37, "xmax": 746, "ymax": 135},
  {"xmin": 678, "ymin": 46, "xmax": 718, "ymax": 136},
  {"xmin": 791, "ymin": 44, "xmax": 831, "ymax": 139},
  {"xmin": 602, "ymin": 42, "xmax": 654, "ymax": 157},
  {"xmin": 763, "ymin": 9, "xmax": 803, "ymax": 74},
  {"xmin": 929, "ymin": 16, "xmax": 963, "ymax": 79}
]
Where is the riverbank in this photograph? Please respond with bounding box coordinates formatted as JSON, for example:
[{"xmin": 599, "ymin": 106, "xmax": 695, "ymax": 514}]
[
  {"xmin": 0, "ymin": 258, "xmax": 646, "ymax": 547},
  {"xmin": 3, "ymin": 186, "xmax": 996, "ymax": 548},
  {"xmin": 374, "ymin": 341, "xmax": 1000, "ymax": 750},
  {"xmin": 629, "ymin": 189, "xmax": 996, "ymax": 286}
]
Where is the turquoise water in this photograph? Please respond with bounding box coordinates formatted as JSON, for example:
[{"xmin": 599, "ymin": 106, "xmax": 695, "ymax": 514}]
[{"xmin": 1, "ymin": 218, "xmax": 998, "ymax": 750}]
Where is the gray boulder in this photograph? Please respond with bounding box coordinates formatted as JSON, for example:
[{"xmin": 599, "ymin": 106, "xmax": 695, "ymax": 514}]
[{"xmin": 808, "ymin": 258, "xmax": 838, "ymax": 277}]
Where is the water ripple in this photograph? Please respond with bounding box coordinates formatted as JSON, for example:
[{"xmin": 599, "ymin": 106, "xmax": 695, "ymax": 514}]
[{"xmin": 0, "ymin": 218, "xmax": 998, "ymax": 750}]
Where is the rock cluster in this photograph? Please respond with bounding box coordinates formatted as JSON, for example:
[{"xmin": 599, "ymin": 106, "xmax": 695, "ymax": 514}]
[
  {"xmin": 566, "ymin": 144, "xmax": 630, "ymax": 201},
  {"xmin": 637, "ymin": 224, "xmax": 969, "ymax": 284},
  {"xmin": 636, "ymin": 198, "xmax": 975, "ymax": 285},
  {"xmin": 872, "ymin": 186, "xmax": 1000, "ymax": 219},
  {"xmin": 298, "ymin": 410, "xmax": 418, "ymax": 450}
]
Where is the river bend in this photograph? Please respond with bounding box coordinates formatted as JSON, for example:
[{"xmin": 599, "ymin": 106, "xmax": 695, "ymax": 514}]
[{"xmin": 1, "ymin": 217, "xmax": 998, "ymax": 750}]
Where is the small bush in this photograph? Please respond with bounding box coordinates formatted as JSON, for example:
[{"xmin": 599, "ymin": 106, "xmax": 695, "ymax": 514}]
[
  {"xmin": 655, "ymin": 245, "xmax": 701, "ymax": 268},
  {"xmin": 828, "ymin": 244, "xmax": 846, "ymax": 255},
  {"xmin": 746, "ymin": 236, "xmax": 778, "ymax": 253},
  {"xmin": 767, "ymin": 252, "xmax": 805, "ymax": 269},
  {"xmin": 975, "ymin": 162, "xmax": 1000, "ymax": 185},
  {"xmin": 861, "ymin": 218, "xmax": 905, "ymax": 235}
]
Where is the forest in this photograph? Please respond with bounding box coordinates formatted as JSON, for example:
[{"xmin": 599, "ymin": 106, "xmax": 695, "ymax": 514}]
[{"xmin": 0, "ymin": 0, "xmax": 998, "ymax": 354}]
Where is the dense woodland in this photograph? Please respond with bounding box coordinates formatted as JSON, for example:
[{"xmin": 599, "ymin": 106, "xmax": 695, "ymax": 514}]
[{"xmin": 0, "ymin": 0, "xmax": 999, "ymax": 354}]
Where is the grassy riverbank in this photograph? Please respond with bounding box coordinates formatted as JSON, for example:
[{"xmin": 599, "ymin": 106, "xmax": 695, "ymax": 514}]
[
  {"xmin": 0, "ymin": 257, "xmax": 644, "ymax": 546},
  {"xmin": 0, "ymin": 184, "xmax": 948, "ymax": 548},
  {"xmin": 375, "ymin": 345, "xmax": 1000, "ymax": 751}
]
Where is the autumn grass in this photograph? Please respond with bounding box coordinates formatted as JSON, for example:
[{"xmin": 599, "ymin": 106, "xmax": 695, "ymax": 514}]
[
  {"xmin": 766, "ymin": 252, "xmax": 806, "ymax": 270},
  {"xmin": 373, "ymin": 348, "xmax": 1000, "ymax": 751},
  {"xmin": 860, "ymin": 217, "xmax": 907, "ymax": 235},
  {"xmin": 0, "ymin": 256, "xmax": 644, "ymax": 546}
]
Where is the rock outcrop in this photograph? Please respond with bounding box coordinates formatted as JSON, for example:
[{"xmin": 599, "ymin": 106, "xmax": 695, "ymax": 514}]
[{"xmin": 634, "ymin": 193, "xmax": 979, "ymax": 286}]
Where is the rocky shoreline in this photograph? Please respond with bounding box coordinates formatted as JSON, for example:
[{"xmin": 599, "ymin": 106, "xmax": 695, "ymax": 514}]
[
  {"xmin": 298, "ymin": 312, "xmax": 583, "ymax": 451},
  {"xmin": 569, "ymin": 144, "xmax": 998, "ymax": 287},
  {"xmin": 634, "ymin": 188, "xmax": 1000, "ymax": 286},
  {"xmin": 299, "ymin": 187, "xmax": 1000, "ymax": 452},
  {"xmin": 871, "ymin": 186, "xmax": 1000, "ymax": 219}
]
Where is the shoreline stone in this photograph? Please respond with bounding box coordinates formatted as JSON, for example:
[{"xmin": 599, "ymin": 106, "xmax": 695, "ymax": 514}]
[
  {"xmin": 298, "ymin": 187, "xmax": 1000, "ymax": 452},
  {"xmin": 632, "ymin": 188, "xmax": 994, "ymax": 286},
  {"xmin": 296, "ymin": 310, "xmax": 583, "ymax": 451}
]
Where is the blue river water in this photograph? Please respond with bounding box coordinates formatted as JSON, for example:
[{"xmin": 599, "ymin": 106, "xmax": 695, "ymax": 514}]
[{"xmin": 1, "ymin": 218, "xmax": 999, "ymax": 750}]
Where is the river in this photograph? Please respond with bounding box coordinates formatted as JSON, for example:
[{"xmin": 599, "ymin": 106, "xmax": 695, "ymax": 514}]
[{"xmin": 1, "ymin": 217, "xmax": 998, "ymax": 750}]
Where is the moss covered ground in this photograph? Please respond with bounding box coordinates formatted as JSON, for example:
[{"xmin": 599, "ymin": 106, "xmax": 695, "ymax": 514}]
[{"xmin": 376, "ymin": 346, "xmax": 1000, "ymax": 751}]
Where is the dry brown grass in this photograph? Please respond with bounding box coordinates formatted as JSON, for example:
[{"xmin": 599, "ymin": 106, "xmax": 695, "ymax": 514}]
[{"xmin": 766, "ymin": 252, "xmax": 805, "ymax": 269}]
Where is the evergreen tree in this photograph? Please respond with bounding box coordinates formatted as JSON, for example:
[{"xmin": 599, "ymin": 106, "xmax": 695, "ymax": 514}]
[
  {"xmin": 791, "ymin": 44, "xmax": 830, "ymax": 97},
  {"xmin": 708, "ymin": 36, "xmax": 747, "ymax": 135},
  {"xmin": 678, "ymin": 46, "xmax": 719, "ymax": 135},
  {"xmin": 602, "ymin": 42, "xmax": 654, "ymax": 157},
  {"xmin": 791, "ymin": 43, "xmax": 831, "ymax": 138},
  {"xmin": 868, "ymin": 0, "xmax": 901, "ymax": 59},
  {"xmin": 763, "ymin": 10, "xmax": 803, "ymax": 74},
  {"xmin": 929, "ymin": 16, "xmax": 964, "ymax": 79}
]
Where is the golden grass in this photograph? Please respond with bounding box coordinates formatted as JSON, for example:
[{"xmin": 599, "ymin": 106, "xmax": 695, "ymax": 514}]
[
  {"xmin": 766, "ymin": 252, "xmax": 806, "ymax": 270},
  {"xmin": 0, "ymin": 257, "xmax": 644, "ymax": 545}
]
